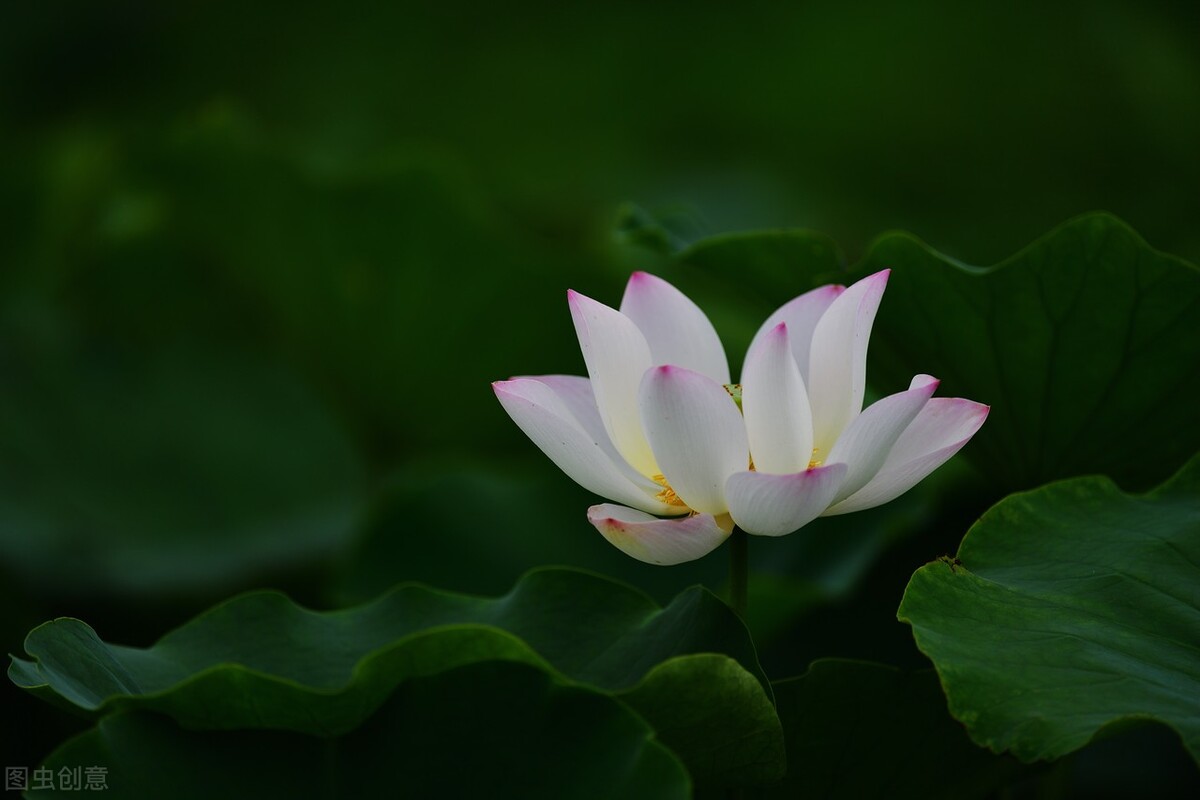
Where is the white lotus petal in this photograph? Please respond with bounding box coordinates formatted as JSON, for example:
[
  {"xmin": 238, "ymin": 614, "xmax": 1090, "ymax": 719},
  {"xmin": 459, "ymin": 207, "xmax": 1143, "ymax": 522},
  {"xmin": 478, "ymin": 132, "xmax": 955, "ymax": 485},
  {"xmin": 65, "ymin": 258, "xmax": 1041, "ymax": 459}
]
[
  {"xmin": 493, "ymin": 379, "xmax": 677, "ymax": 515},
  {"xmin": 725, "ymin": 463, "xmax": 849, "ymax": 536},
  {"xmin": 514, "ymin": 374, "xmax": 611, "ymax": 454},
  {"xmin": 745, "ymin": 283, "xmax": 844, "ymax": 381},
  {"xmin": 742, "ymin": 322, "xmax": 813, "ymax": 474},
  {"xmin": 588, "ymin": 504, "xmax": 734, "ymax": 565},
  {"xmin": 825, "ymin": 374, "xmax": 939, "ymax": 504},
  {"xmin": 568, "ymin": 290, "xmax": 658, "ymax": 476},
  {"xmin": 824, "ymin": 397, "xmax": 990, "ymax": 515},
  {"xmin": 509, "ymin": 374, "xmax": 645, "ymax": 483},
  {"xmin": 620, "ymin": 272, "xmax": 730, "ymax": 384},
  {"xmin": 639, "ymin": 365, "xmax": 749, "ymax": 515},
  {"xmin": 807, "ymin": 270, "xmax": 890, "ymax": 456}
]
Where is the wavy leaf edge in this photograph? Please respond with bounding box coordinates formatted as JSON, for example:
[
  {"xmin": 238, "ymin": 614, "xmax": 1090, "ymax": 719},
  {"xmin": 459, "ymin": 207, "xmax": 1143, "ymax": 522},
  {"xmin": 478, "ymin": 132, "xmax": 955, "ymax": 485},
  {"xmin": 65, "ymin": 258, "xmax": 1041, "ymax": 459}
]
[
  {"xmin": 897, "ymin": 452, "xmax": 1200, "ymax": 766},
  {"xmin": 9, "ymin": 565, "xmax": 775, "ymax": 737}
]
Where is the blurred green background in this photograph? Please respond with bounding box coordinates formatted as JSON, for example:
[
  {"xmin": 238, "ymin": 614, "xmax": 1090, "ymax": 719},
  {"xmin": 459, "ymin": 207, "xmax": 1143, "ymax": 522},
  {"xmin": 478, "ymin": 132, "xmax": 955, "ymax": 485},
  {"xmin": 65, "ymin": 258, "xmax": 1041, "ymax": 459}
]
[{"xmin": 3, "ymin": 0, "xmax": 1198, "ymax": 794}]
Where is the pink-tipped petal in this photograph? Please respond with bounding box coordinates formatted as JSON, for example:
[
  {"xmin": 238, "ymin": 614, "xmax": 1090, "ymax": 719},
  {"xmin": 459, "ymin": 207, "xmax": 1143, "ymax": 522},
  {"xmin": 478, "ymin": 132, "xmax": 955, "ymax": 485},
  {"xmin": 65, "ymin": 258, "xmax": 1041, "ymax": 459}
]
[
  {"xmin": 620, "ymin": 272, "xmax": 731, "ymax": 384},
  {"xmin": 493, "ymin": 379, "xmax": 678, "ymax": 516},
  {"xmin": 639, "ymin": 365, "xmax": 749, "ymax": 515},
  {"xmin": 742, "ymin": 323, "xmax": 814, "ymax": 474},
  {"xmin": 514, "ymin": 374, "xmax": 604, "ymax": 425},
  {"xmin": 807, "ymin": 270, "xmax": 890, "ymax": 456},
  {"xmin": 509, "ymin": 375, "xmax": 631, "ymax": 478},
  {"xmin": 824, "ymin": 397, "xmax": 989, "ymax": 515},
  {"xmin": 568, "ymin": 290, "xmax": 659, "ymax": 476},
  {"xmin": 824, "ymin": 374, "xmax": 939, "ymax": 504},
  {"xmin": 745, "ymin": 284, "xmax": 844, "ymax": 381},
  {"xmin": 725, "ymin": 463, "xmax": 849, "ymax": 537},
  {"xmin": 588, "ymin": 504, "xmax": 734, "ymax": 565}
]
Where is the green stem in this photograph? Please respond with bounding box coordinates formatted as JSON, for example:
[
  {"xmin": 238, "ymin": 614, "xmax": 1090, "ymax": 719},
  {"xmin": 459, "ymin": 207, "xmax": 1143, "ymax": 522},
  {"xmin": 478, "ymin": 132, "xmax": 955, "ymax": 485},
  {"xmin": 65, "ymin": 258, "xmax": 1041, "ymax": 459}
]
[
  {"xmin": 729, "ymin": 526, "xmax": 748, "ymax": 620},
  {"xmin": 727, "ymin": 529, "xmax": 750, "ymax": 800}
]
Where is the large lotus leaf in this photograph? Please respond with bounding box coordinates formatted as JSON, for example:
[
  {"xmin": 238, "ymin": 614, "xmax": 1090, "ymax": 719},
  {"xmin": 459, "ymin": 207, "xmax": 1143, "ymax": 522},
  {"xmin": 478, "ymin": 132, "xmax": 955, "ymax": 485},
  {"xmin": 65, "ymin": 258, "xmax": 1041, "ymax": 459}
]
[
  {"xmin": 860, "ymin": 213, "xmax": 1200, "ymax": 492},
  {"xmin": 27, "ymin": 660, "xmax": 691, "ymax": 800},
  {"xmin": 10, "ymin": 567, "xmax": 782, "ymax": 788},
  {"xmin": 769, "ymin": 659, "xmax": 1025, "ymax": 799},
  {"xmin": 0, "ymin": 344, "xmax": 365, "ymax": 596},
  {"xmin": 622, "ymin": 654, "xmax": 783, "ymax": 788},
  {"xmin": 898, "ymin": 453, "xmax": 1200, "ymax": 765}
]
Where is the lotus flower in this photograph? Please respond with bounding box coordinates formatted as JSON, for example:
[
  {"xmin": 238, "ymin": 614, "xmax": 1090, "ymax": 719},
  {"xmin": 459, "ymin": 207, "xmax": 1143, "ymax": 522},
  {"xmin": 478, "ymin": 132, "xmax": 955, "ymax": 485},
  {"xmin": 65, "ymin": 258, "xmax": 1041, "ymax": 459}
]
[{"xmin": 493, "ymin": 270, "xmax": 987, "ymax": 565}]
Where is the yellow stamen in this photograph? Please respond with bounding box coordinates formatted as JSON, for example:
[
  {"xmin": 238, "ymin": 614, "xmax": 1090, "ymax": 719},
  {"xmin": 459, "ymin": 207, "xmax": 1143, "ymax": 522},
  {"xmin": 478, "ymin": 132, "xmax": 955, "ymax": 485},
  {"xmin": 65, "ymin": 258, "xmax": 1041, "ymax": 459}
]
[
  {"xmin": 808, "ymin": 447, "xmax": 823, "ymax": 470},
  {"xmin": 651, "ymin": 474, "xmax": 688, "ymax": 508}
]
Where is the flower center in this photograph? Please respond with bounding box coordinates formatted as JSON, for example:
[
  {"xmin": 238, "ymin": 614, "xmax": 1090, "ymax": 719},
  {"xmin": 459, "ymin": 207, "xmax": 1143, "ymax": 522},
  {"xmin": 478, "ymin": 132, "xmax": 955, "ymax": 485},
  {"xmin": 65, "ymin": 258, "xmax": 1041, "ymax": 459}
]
[
  {"xmin": 726, "ymin": 382, "xmax": 822, "ymax": 469},
  {"xmin": 651, "ymin": 474, "xmax": 689, "ymax": 508}
]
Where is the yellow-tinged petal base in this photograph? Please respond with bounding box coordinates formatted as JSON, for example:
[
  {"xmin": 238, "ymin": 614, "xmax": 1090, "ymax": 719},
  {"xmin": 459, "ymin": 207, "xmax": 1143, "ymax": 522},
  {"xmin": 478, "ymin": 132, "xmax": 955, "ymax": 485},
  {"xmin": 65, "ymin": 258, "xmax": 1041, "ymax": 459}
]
[{"xmin": 651, "ymin": 474, "xmax": 689, "ymax": 508}]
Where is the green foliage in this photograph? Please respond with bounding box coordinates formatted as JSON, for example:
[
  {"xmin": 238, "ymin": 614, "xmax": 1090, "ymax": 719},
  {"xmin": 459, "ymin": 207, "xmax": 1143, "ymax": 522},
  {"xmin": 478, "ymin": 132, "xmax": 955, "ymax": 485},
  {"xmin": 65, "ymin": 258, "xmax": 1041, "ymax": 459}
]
[
  {"xmin": 625, "ymin": 654, "xmax": 783, "ymax": 788},
  {"xmin": 33, "ymin": 661, "xmax": 692, "ymax": 800},
  {"xmin": 770, "ymin": 659, "xmax": 1026, "ymax": 799},
  {"xmin": 898, "ymin": 454, "xmax": 1200, "ymax": 765},
  {"xmin": 0, "ymin": 345, "xmax": 366, "ymax": 596},
  {"xmin": 11, "ymin": 568, "xmax": 782, "ymax": 789},
  {"xmin": 3, "ymin": 2, "xmax": 1200, "ymax": 793},
  {"xmin": 861, "ymin": 213, "xmax": 1200, "ymax": 492},
  {"xmin": 2, "ymin": 122, "xmax": 581, "ymax": 455}
]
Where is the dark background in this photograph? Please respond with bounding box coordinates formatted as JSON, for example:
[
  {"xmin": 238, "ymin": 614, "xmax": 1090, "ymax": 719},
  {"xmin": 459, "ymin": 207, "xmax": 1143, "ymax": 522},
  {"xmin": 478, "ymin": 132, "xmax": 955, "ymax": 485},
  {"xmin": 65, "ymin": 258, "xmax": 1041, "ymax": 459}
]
[{"xmin": 2, "ymin": 1, "xmax": 1198, "ymax": 795}]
